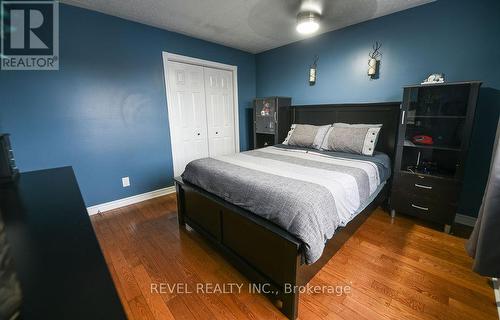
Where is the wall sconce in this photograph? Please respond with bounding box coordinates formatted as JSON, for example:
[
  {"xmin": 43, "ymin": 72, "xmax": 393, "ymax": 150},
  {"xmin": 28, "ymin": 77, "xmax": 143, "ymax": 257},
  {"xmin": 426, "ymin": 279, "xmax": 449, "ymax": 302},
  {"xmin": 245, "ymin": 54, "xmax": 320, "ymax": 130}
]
[
  {"xmin": 309, "ymin": 55, "xmax": 319, "ymax": 86},
  {"xmin": 368, "ymin": 41, "xmax": 382, "ymax": 78}
]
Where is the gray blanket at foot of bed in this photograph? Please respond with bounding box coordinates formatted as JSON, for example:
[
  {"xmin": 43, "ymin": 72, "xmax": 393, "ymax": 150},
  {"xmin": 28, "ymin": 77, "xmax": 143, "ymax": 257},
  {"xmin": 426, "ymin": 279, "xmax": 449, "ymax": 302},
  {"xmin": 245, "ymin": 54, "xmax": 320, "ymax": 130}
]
[{"xmin": 181, "ymin": 146, "xmax": 387, "ymax": 264}]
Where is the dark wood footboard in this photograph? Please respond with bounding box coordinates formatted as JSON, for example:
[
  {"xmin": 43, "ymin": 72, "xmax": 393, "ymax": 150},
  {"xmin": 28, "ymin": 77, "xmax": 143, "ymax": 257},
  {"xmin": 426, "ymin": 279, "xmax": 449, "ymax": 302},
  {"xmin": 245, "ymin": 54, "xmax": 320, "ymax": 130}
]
[{"xmin": 174, "ymin": 177, "xmax": 389, "ymax": 319}]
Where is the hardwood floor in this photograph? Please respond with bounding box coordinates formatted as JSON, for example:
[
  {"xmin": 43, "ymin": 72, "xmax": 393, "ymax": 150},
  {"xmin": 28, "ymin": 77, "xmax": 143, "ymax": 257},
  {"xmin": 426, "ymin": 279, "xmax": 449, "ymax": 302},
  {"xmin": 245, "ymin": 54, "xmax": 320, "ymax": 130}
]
[{"xmin": 91, "ymin": 194, "xmax": 497, "ymax": 320}]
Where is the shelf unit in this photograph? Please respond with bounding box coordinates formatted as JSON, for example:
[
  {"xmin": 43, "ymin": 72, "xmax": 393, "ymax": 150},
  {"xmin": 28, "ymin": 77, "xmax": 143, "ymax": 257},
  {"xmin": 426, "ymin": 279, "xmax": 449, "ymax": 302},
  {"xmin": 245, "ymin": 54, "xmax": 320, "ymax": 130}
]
[
  {"xmin": 403, "ymin": 140, "xmax": 462, "ymax": 152},
  {"xmin": 390, "ymin": 81, "xmax": 481, "ymax": 232},
  {"xmin": 408, "ymin": 115, "xmax": 466, "ymax": 119},
  {"xmin": 253, "ymin": 97, "xmax": 291, "ymax": 149}
]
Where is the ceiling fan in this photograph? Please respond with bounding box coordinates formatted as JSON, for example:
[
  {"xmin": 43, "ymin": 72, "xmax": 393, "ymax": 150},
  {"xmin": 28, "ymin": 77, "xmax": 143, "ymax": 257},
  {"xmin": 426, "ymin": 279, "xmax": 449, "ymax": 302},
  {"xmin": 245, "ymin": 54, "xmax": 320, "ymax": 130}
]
[
  {"xmin": 247, "ymin": 0, "xmax": 379, "ymax": 43},
  {"xmin": 293, "ymin": 0, "xmax": 380, "ymax": 35},
  {"xmin": 295, "ymin": 0, "xmax": 324, "ymax": 34}
]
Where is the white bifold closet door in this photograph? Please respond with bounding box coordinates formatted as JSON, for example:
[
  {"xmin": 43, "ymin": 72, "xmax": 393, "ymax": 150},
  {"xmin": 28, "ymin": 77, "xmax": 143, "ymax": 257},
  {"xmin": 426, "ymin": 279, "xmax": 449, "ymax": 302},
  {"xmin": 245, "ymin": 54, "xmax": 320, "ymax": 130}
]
[
  {"xmin": 167, "ymin": 61, "xmax": 236, "ymax": 177},
  {"xmin": 204, "ymin": 67, "xmax": 235, "ymax": 158}
]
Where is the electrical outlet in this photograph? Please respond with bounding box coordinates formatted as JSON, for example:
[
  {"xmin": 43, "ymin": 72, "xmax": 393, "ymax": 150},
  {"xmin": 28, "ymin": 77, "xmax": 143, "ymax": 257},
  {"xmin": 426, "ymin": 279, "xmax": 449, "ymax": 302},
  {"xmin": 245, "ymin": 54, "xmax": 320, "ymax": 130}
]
[{"xmin": 122, "ymin": 177, "xmax": 130, "ymax": 187}]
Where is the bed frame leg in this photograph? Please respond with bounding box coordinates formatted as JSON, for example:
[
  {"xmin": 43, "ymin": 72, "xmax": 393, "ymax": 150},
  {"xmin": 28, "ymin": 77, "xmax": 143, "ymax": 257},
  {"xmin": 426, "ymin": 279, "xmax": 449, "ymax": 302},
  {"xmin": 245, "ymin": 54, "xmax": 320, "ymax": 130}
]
[
  {"xmin": 444, "ymin": 224, "xmax": 451, "ymax": 234},
  {"xmin": 390, "ymin": 209, "xmax": 396, "ymax": 218},
  {"xmin": 175, "ymin": 182, "xmax": 186, "ymax": 226},
  {"xmin": 281, "ymin": 290, "xmax": 299, "ymax": 320}
]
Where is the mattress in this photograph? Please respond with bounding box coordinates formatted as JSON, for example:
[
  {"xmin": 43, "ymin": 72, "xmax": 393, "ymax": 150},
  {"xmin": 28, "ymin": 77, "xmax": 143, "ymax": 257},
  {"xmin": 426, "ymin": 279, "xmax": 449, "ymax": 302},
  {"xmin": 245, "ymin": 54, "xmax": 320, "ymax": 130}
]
[{"xmin": 181, "ymin": 145, "xmax": 391, "ymax": 264}]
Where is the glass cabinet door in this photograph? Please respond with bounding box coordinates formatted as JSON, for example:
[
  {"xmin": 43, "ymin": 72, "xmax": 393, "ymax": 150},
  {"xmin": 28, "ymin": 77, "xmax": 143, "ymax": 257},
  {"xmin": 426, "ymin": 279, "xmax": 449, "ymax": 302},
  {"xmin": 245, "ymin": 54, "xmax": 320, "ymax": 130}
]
[
  {"xmin": 255, "ymin": 99, "xmax": 276, "ymax": 134},
  {"xmin": 401, "ymin": 84, "xmax": 471, "ymax": 179}
]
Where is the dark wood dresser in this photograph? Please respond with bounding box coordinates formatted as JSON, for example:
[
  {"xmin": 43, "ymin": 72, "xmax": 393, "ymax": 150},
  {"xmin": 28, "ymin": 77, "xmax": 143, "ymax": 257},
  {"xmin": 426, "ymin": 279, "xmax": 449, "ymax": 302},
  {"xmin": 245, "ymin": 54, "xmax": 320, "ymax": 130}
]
[
  {"xmin": 0, "ymin": 167, "xmax": 126, "ymax": 320},
  {"xmin": 390, "ymin": 81, "xmax": 481, "ymax": 233}
]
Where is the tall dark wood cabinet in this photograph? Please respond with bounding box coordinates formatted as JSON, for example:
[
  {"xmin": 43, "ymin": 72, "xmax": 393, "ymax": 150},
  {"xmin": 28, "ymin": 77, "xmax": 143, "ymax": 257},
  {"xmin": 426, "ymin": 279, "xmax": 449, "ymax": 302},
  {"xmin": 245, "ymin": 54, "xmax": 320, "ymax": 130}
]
[
  {"xmin": 390, "ymin": 81, "xmax": 481, "ymax": 233},
  {"xmin": 253, "ymin": 97, "xmax": 291, "ymax": 149}
]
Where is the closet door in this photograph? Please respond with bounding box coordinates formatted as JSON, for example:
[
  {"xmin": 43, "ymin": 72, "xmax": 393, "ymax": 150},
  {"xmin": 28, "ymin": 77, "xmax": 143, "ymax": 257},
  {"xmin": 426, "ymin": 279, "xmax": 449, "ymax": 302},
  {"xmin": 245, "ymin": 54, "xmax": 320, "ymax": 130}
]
[
  {"xmin": 204, "ymin": 67, "xmax": 236, "ymax": 157},
  {"xmin": 167, "ymin": 61, "xmax": 209, "ymax": 177}
]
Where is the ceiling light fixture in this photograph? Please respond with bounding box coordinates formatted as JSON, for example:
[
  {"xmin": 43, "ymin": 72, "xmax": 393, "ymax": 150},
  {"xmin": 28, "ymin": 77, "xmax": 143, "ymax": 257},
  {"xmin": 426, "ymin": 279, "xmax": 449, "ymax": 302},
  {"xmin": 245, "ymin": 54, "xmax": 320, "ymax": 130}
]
[{"xmin": 296, "ymin": 11, "xmax": 320, "ymax": 35}]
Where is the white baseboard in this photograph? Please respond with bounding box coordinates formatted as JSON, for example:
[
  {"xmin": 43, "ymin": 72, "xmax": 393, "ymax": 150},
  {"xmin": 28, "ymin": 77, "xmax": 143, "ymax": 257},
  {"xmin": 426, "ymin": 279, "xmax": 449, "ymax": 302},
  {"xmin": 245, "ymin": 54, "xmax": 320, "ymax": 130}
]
[
  {"xmin": 454, "ymin": 214, "xmax": 477, "ymax": 227},
  {"xmin": 87, "ymin": 186, "xmax": 176, "ymax": 215}
]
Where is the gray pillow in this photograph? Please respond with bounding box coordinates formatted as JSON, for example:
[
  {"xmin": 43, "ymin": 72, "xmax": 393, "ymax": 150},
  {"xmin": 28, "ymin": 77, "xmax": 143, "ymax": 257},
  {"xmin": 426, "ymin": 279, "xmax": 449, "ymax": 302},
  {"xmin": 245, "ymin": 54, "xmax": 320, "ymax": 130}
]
[
  {"xmin": 282, "ymin": 124, "xmax": 296, "ymax": 145},
  {"xmin": 321, "ymin": 123, "xmax": 382, "ymax": 156},
  {"xmin": 284, "ymin": 124, "xmax": 331, "ymax": 149}
]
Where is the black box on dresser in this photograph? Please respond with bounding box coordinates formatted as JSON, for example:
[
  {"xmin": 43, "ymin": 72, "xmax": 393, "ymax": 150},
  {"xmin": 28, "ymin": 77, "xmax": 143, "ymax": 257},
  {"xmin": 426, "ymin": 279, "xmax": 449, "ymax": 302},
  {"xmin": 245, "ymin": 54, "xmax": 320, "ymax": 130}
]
[{"xmin": 0, "ymin": 134, "xmax": 19, "ymax": 184}]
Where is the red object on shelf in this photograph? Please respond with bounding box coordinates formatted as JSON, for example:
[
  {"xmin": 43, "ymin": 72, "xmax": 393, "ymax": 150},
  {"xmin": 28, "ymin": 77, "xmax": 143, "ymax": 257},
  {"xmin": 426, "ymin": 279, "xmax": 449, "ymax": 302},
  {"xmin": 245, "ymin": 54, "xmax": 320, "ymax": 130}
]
[{"xmin": 412, "ymin": 135, "xmax": 434, "ymax": 145}]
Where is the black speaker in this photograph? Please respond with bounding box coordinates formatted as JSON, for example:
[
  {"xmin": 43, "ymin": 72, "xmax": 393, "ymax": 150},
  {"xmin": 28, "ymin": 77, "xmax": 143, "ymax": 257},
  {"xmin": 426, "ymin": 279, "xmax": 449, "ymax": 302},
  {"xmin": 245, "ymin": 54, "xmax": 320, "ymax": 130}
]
[{"xmin": 0, "ymin": 134, "xmax": 19, "ymax": 183}]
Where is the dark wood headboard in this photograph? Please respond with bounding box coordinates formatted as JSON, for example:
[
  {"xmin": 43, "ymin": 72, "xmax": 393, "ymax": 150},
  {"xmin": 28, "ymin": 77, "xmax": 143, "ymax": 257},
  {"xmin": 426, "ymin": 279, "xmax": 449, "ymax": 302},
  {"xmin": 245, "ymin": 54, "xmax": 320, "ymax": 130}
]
[{"xmin": 291, "ymin": 102, "xmax": 401, "ymax": 162}]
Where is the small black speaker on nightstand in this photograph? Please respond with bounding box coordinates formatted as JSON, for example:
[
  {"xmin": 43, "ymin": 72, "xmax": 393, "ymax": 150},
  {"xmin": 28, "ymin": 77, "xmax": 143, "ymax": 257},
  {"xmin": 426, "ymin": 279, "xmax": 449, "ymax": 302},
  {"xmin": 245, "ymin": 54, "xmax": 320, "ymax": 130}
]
[{"xmin": 0, "ymin": 134, "xmax": 19, "ymax": 184}]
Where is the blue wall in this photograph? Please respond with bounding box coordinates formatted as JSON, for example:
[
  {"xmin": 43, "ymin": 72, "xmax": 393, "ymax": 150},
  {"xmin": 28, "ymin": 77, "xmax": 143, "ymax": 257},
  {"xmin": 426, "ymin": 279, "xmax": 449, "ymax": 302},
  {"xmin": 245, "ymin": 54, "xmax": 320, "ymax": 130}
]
[
  {"xmin": 1, "ymin": 0, "xmax": 498, "ymax": 216},
  {"xmin": 256, "ymin": 0, "xmax": 500, "ymax": 217},
  {"xmin": 0, "ymin": 4, "xmax": 256, "ymax": 206}
]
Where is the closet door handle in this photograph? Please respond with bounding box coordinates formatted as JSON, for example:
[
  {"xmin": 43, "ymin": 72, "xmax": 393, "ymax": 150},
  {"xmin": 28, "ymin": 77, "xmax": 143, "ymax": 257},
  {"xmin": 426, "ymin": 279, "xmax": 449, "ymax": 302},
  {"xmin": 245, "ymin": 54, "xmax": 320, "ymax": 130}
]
[
  {"xmin": 274, "ymin": 112, "xmax": 277, "ymax": 123},
  {"xmin": 411, "ymin": 204, "xmax": 429, "ymax": 211},
  {"xmin": 415, "ymin": 183, "xmax": 432, "ymax": 190},
  {"xmin": 401, "ymin": 110, "xmax": 406, "ymax": 125},
  {"xmin": 197, "ymin": 133, "xmax": 200, "ymax": 136}
]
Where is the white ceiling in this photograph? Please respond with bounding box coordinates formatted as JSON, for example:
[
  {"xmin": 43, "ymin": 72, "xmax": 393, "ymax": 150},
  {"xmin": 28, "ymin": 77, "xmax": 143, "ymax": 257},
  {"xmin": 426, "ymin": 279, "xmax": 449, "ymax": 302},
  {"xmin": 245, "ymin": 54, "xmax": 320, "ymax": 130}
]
[{"xmin": 62, "ymin": 0, "xmax": 435, "ymax": 53}]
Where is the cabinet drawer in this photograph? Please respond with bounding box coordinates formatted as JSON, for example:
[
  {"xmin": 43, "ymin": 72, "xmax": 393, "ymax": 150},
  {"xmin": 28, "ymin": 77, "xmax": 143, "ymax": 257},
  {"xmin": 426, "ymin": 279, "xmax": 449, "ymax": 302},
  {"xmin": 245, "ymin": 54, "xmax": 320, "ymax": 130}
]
[
  {"xmin": 391, "ymin": 191, "xmax": 456, "ymax": 224},
  {"xmin": 184, "ymin": 189, "xmax": 222, "ymax": 240},
  {"xmin": 393, "ymin": 172, "xmax": 460, "ymax": 204}
]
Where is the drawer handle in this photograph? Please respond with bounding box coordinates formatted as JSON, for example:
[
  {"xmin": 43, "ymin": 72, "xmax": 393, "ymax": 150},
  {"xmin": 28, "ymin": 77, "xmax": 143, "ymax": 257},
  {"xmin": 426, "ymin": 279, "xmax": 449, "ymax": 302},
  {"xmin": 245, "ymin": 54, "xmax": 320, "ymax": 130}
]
[
  {"xmin": 415, "ymin": 183, "xmax": 432, "ymax": 190},
  {"xmin": 411, "ymin": 204, "xmax": 429, "ymax": 211}
]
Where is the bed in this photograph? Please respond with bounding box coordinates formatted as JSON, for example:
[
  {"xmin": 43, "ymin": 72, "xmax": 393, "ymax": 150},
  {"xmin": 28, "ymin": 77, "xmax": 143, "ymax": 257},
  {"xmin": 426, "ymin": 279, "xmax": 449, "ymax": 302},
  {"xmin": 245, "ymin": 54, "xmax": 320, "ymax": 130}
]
[{"xmin": 174, "ymin": 102, "xmax": 400, "ymax": 319}]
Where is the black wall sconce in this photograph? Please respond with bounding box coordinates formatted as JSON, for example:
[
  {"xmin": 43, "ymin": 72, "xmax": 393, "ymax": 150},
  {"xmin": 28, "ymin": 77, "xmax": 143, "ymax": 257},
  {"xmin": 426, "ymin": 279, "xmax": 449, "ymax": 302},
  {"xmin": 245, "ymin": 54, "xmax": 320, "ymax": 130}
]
[
  {"xmin": 368, "ymin": 41, "xmax": 382, "ymax": 79},
  {"xmin": 309, "ymin": 55, "xmax": 319, "ymax": 86}
]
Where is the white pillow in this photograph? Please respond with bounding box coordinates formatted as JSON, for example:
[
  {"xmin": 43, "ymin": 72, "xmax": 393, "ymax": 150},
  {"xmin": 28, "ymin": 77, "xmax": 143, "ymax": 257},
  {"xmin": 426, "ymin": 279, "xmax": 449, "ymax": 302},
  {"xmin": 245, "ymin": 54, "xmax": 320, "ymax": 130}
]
[{"xmin": 282, "ymin": 124, "xmax": 296, "ymax": 145}]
